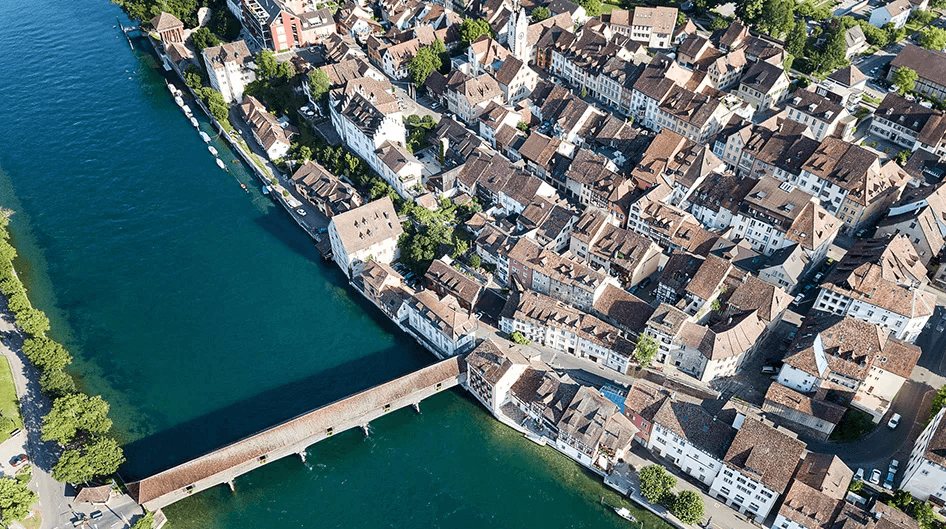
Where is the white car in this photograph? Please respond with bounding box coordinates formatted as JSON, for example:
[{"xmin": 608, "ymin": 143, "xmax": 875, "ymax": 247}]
[
  {"xmin": 854, "ymin": 468, "xmax": 865, "ymax": 481},
  {"xmin": 888, "ymin": 413, "xmax": 901, "ymax": 429},
  {"xmin": 296, "ymin": 208, "xmax": 307, "ymax": 217},
  {"xmin": 869, "ymin": 469, "xmax": 882, "ymax": 485}
]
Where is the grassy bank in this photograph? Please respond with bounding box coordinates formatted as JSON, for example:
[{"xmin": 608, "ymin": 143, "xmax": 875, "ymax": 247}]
[{"xmin": 0, "ymin": 354, "xmax": 23, "ymax": 443}]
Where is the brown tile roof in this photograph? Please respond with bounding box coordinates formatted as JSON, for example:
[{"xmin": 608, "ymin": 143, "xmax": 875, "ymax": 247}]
[
  {"xmin": 510, "ymin": 367, "xmax": 580, "ymax": 425},
  {"xmin": 408, "ymin": 290, "xmax": 478, "ymax": 339},
  {"xmin": 623, "ymin": 379, "xmax": 671, "ymax": 422},
  {"xmin": 740, "ymin": 60, "xmax": 786, "ymax": 94},
  {"xmin": 425, "ymin": 258, "xmax": 484, "ymax": 307},
  {"xmin": 724, "ymin": 417, "xmax": 806, "ymax": 492},
  {"xmin": 783, "ymin": 314, "xmax": 894, "ymax": 381},
  {"xmin": 466, "ymin": 338, "xmax": 529, "ymax": 385},
  {"xmin": 507, "ymin": 238, "xmax": 608, "ymax": 291},
  {"xmin": 685, "ymin": 254, "xmax": 732, "ymax": 301},
  {"xmin": 557, "ymin": 386, "xmax": 628, "ymax": 449},
  {"xmin": 128, "ymin": 356, "xmax": 465, "ymax": 506},
  {"xmin": 924, "ymin": 410, "xmax": 946, "ymax": 467},
  {"xmin": 795, "ymin": 452, "xmax": 853, "ymax": 499},
  {"xmin": 660, "ymin": 252, "xmax": 704, "ymax": 297},
  {"xmin": 727, "ymin": 275, "xmax": 791, "ymax": 323},
  {"xmin": 202, "ymin": 40, "xmax": 253, "ymax": 69},
  {"xmin": 151, "ymin": 12, "xmax": 183, "ymax": 32},
  {"xmin": 652, "ymin": 396, "xmax": 735, "ymax": 458},
  {"xmin": 329, "ymin": 197, "xmax": 403, "ymax": 255},
  {"xmin": 889, "ymin": 44, "xmax": 946, "ymax": 91},
  {"xmin": 679, "ymin": 311, "xmax": 766, "ymax": 361},
  {"xmin": 827, "ymin": 65, "xmax": 866, "ymax": 88},
  {"xmin": 764, "ymin": 383, "xmax": 847, "ymax": 426},
  {"xmin": 593, "ymin": 285, "xmax": 655, "ymax": 335},
  {"xmin": 778, "ymin": 480, "xmax": 844, "ymax": 529}
]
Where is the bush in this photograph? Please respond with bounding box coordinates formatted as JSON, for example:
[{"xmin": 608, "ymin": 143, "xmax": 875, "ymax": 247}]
[{"xmin": 510, "ymin": 331, "xmax": 531, "ymax": 345}]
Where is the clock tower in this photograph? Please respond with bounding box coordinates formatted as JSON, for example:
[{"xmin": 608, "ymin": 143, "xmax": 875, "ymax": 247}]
[{"xmin": 510, "ymin": 6, "xmax": 529, "ymax": 61}]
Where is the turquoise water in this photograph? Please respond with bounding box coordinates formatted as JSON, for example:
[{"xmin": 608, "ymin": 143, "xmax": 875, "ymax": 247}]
[{"xmin": 0, "ymin": 1, "xmax": 662, "ymax": 527}]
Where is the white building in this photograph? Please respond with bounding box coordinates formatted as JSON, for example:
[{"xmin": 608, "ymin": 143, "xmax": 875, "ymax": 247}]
[
  {"xmin": 629, "ymin": 6, "xmax": 677, "ymax": 48},
  {"xmin": 671, "ymin": 312, "xmax": 767, "ymax": 383},
  {"xmin": 404, "ymin": 290, "xmax": 478, "ymax": 357},
  {"xmin": 648, "ymin": 395, "xmax": 735, "ymax": 486},
  {"xmin": 869, "ymin": 0, "xmax": 913, "ymax": 28},
  {"xmin": 202, "ymin": 40, "xmax": 256, "ymax": 104},
  {"xmin": 327, "ymin": 197, "xmax": 403, "ymax": 278},
  {"xmin": 465, "ymin": 339, "xmax": 532, "ymax": 414},
  {"xmin": 900, "ymin": 407, "xmax": 946, "ymax": 502}
]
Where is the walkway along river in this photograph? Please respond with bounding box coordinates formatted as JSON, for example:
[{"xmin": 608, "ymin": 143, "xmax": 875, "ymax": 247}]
[{"xmin": 0, "ymin": 2, "xmax": 671, "ymax": 527}]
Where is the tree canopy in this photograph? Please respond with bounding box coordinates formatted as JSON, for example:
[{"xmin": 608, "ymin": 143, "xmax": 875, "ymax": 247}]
[
  {"xmin": 407, "ymin": 41, "xmax": 445, "ymax": 87},
  {"xmin": 40, "ymin": 369, "xmax": 77, "ymax": 398},
  {"xmin": 634, "ymin": 335, "xmax": 658, "ymax": 367},
  {"xmin": 671, "ymin": 490, "xmax": 705, "ymax": 524},
  {"xmin": 23, "ymin": 337, "xmax": 72, "ymax": 373},
  {"xmin": 459, "ymin": 18, "xmax": 493, "ymax": 45},
  {"xmin": 893, "ymin": 67, "xmax": 918, "ymax": 95},
  {"xmin": 197, "ymin": 87, "xmax": 230, "ymax": 124},
  {"xmin": 510, "ymin": 331, "xmax": 531, "ymax": 345},
  {"xmin": 52, "ymin": 437, "xmax": 125, "ymax": 484},
  {"xmin": 42, "ymin": 394, "xmax": 114, "ymax": 446},
  {"xmin": 190, "ymin": 26, "xmax": 220, "ymax": 51},
  {"xmin": 785, "ymin": 19, "xmax": 808, "ymax": 57},
  {"xmin": 919, "ymin": 27, "xmax": 946, "ymax": 50},
  {"xmin": 0, "ymin": 477, "xmax": 37, "ymax": 523},
  {"xmin": 114, "ymin": 0, "xmax": 199, "ymax": 26},
  {"xmin": 757, "ymin": 0, "xmax": 795, "ymax": 37},
  {"xmin": 638, "ymin": 465, "xmax": 677, "ymax": 504},
  {"xmin": 255, "ymin": 50, "xmax": 278, "ymax": 80},
  {"xmin": 578, "ymin": 0, "xmax": 602, "ymax": 16},
  {"xmin": 308, "ymin": 69, "xmax": 331, "ymax": 102},
  {"xmin": 532, "ymin": 6, "xmax": 551, "ymax": 21}
]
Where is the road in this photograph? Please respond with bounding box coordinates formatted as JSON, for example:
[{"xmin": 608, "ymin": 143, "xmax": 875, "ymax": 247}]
[{"xmin": 0, "ymin": 302, "xmax": 144, "ymax": 529}]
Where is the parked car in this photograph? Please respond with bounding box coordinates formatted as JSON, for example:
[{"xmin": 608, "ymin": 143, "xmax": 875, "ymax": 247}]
[
  {"xmin": 762, "ymin": 366, "xmax": 778, "ymax": 374},
  {"xmin": 890, "ymin": 459, "xmax": 900, "ymax": 469},
  {"xmin": 90, "ymin": 511, "xmax": 103, "ymax": 520},
  {"xmin": 814, "ymin": 272, "xmax": 824, "ymax": 282},
  {"xmin": 854, "ymin": 468, "xmax": 865, "ymax": 481},
  {"xmin": 793, "ymin": 293, "xmax": 805, "ymax": 305},
  {"xmin": 884, "ymin": 472, "xmax": 895, "ymax": 490},
  {"xmin": 888, "ymin": 413, "xmax": 901, "ymax": 429},
  {"xmin": 869, "ymin": 469, "xmax": 882, "ymax": 484},
  {"xmin": 296, "ymin": 208, "xmax": 307, "ymax": 216},
  {"xmin": 9, "ymin": 454, "xmax": 28, "ymax": 468}
]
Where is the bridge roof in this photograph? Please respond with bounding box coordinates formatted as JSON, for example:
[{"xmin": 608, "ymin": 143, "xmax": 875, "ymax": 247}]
[{"xmin": 128, "ymin": 357, "xmax": 464, "ymax": 506}]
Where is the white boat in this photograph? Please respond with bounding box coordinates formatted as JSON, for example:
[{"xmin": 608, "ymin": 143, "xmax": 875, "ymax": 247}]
[
  {"xmin": 190, "ymin": 117, "xmax": 199, "ymax": 128},
  {"xmin": 208, "ymin": 146, "xmax": 218, "ymax": 156},
  {"xmin": 174, "ymin": 95, "xmax": 185, "ymax": 108},
  {"xmin": 216, "ymin": 158, "xmax": 226, "ymax": 170},
  {"xmin": 614, "ymin": 507, "xmax": 637, "ymax": 522},
  {"xmin": 199, "ymin": 131, "xmax": 211, "ymax": 143},
  {"xmin": 262, "ymin": 186, "xmax": 270, "ymax": 195},
  {"xmin": 183, "ymin": 105, "xmax": 193, "ymax": 116}
]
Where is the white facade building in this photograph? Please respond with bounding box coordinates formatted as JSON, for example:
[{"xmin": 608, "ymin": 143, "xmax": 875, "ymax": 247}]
[
  {"xmin": 327, "ymin": 197, "xmax": 403, "ymax": 278},
  {"xmin": 900, "ymin": 407, "xmax": 946, "ymax": 502},
  {"xmin": 202, "ymin": 40, "xmax": 256, "ymax": 104}
]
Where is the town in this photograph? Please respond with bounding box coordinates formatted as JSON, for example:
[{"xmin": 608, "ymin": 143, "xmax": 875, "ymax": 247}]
[{"xmin": 139, "ymin": 0, "xmax": 946, "ymax": 526}]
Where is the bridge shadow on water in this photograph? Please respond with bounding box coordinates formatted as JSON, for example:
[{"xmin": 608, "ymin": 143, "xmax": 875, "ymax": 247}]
[{"xmin": 120, "ymin": 338, "xmax": 438, "ymax": 481}]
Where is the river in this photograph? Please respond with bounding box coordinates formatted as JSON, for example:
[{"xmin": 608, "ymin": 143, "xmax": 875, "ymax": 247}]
[{"xmin": 0, "ymin": 1, "xmax": 663, "ymax": 527}]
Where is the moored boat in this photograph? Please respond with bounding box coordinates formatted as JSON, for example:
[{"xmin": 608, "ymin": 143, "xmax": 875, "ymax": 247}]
[
  {"xmin": 174, "ymin": 95, "xmax": 184, "ymax": 108},
  {"xmin": 199, "ymin": 131, "xmax": 211, "ymax": 143},
  {"xmin": 614, "ymin": 507, "xmax": 637, "ymax": 523},
  {"xmin": 216, "ymin": 158, "xmax": 226, "ymax": 170},
  {"xmin": 190, "ymin": 117, "xmax": 199, "ymax": 128},
  {"xmin": 208, "ymin": 146, "xmax": 218, "ymax": 156}
]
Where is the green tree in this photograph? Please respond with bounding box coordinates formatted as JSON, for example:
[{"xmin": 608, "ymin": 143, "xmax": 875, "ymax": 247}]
[
  {"xmin": 40, "ymin": 369, "xmax": 77, "ymax": 398},
  {"xmin": 909, "ymin": 9, "xmax": 936, "ymax": 26},
  {"xmin": 671, "ymin": 490, "xmax": 705, "ymax": 524},
  {"xmin": 932, "ymin": 0, "xmax": 946, "ymax": 8},
  {"xmin": 459, "ymin": 18, "xmax": 492, "ymax": 45},
  {"xmin": 42, "ymin": 394, "xmax": 114, "ymax": 446},
  {"xmin": 0, "ymin": 476, "xmax": 37, "ymax": 523},
  {"xmin": 897, "ymin": 149, "xmax": 911, "ymax": 166},
  {"xmin": 307, "ymin": 69, "xmax": 330, "ymax": 101},
  {"xmin": 190, "ymin": 26, "xmax": 220, "ymax": 51},
  {"xmin": 677, "ymin": 12, "xmax": 688, "ymax": 26},
  {"xmin": 579, "ymin": 0, "xmax": 602, "ymax": 16},
  {"xmin": 638, "ymin": 465, "xmax": 677, "ymax": 504},
  {"xmin": 785, "ymin": 21, "xmax": 808, "ymax": 57},
  {"xmin": 16, "ymin": 308, "xmax": 49, "ymax": 337},
  {"xmin": 407, "ymin": 45, "xmax": 443, "ymax": 87},
  {"xmin": 930, "ymin": 385, "xmax": 946, "ymax": 422},
  {"xmin": 510, "ymin": 331, "xmax": 531, "ymax": 345},
  {"xmin": 710, "ymin": 16, "xmax": 729, "ymax": 29},
  {"xmin": 892, "ymin": 489, "xmax": 914, "ymax": 509},
  {"xmin": 22, "ymin": 337, "xmax": 72, "ymax": 372},
  {"xmin": 276, "ymin": 60, "xmax": 295, "ymax": 80},
  {"xmin": 757, "ymin": 0, "xmax": 794, "ymax": 37},
  {"xmin": 255, "ymin": 50, "xmax": 278, "ymax": 79},
  {"xmin": 208, "ymin": 7, "xmax": 241, "ymax": 41},
  {"xmin": 736, "ymin": 0, "xmax": 765, "ymax": 24},
  {"xmin": 468, "ymin": 253, "xmax": 482, "ymax": 269},
  {"xmin": 184, "ymin": 65, "xmax": 203, "ymax": 89},
  {"xmin": 919, "ymin": 27, "xmax": 946, "ymax": 50},
  {"xmin": 130, "ymin": 512, "xmax": 155, "ymax": 529},
  {"xmin": 532, "ymin": 6, "xmax": 551, "ymax": 21},
  {"xmin": 893, "ymin": 67, "xmax": 918, "ymax": 95},
  {"xmin": 634, "ymin": 335, "xmax": 659, "ymax": 367},
  {"xmin": 859, "ymin": 21, "xmax": 890, "ymax": 46},
  {"xmin": 451, "ymin": 237, "xmax": 469, "ymax": 258},
  {"xmin": 52, "ymin": 436, "xmax": 126, "ymax": 484},
  {"xmin": 910, "ymin": 500, "xmax": 935, "ymax": 529},
  {"xmin": 199, "ymin": 88, "xmax": 230, "ymax": 124}
]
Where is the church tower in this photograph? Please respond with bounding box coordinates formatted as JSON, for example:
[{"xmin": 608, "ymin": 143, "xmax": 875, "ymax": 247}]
[{"xmin": 510, "ymin": 5, "xmax": 529, "ymax": 61}]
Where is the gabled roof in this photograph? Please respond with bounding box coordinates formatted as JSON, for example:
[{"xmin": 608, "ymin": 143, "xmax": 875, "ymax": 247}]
[
  {"xmin": 151, "ymin": 12, "xmax": 183, "ymax": 32},
  {"xmin": 728, "ymin": 275, "xmax": 791, "ymax": 323},
  {"xmin": 329, "ymin": 197, "xmax": 403, "ymax": 255},
  {"xmin": 827, "ymin": 65, "xmax": 867, "ymax": 88},
  {"xmin": 724, "ymin": 417, "xmax": 806, "ymax": 492}
]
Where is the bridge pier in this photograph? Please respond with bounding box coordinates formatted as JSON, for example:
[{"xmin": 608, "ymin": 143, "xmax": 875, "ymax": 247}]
[
  {"xmin": 412, "ymin": 402, "xmax": 420, "ymax": 414},
  {"xmin": 227, "ymin": 480, "xmax": 235, "ymax": 492},
  {"xmin": 298, "ymin": 451, "xmax": 307, "ymax": 463}
]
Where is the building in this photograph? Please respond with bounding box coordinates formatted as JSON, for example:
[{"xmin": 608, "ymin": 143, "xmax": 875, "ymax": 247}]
[
  {"xmin": 776, "ymin": 313, "xmax": 921, "ymax": 421},
  {"xmin": 629, "ymin": 7, "xmax": 677, "ymax": 48},
  {"xmin": 242, "ymin": 0, "xmax": 336, "ymax": 51},
  {"xmin": 813, "ymin": 235, "xmax": 934, "ymax": 342},
  {"xmin": 240, "ymin": 95, "xmax": 294, "ymax": 160},
  {"xmin": 888, "ymin": 45, "xmax": 946, "ymax": 101},
  {"xmin": 151, "ymin": 12, "xmax": 184, "ymax": 44},
  {"xmin": 425, "ymin": 257, "xmax": 483, "ymax": 311},
  {"xmin": 726, "ymin": 274, "xmax": 792, "ymax": 330},
  {"xmin": 202, "ymin": 40, "xmax": 256, "ymax": 104},
  {"xmin": 645, "ymin": 303, "xmax": 688, "ymax": 365},
  {"xmin": 444, "ymin": 71, "xmax": 504, "ymax": 125},
  {"xmin": 555, "ymin": 386, "xmax": 639, "ymax": 470},
  {"xmin": 870, "ymin": 93, "xmax": 946, "ymax": 158},
  {"xmin": 327, "ymin": 197, "xmax": 403, "ymax": 278},
  {"xmin": 670, "ymin": 311, "xmax": 767, "ymax": 383},
  {"xmin": 500, "ymin": 291, "xmax": 635, "ymax": 374},
  {"xmin": 762, "ymin": 384, "xmax": 846, "ymax": 441},
  {"xmin": 817, "ymin": 65, "xmax": 868, "ymax": 109},
  {"xmin": 709, "ymin": 417, "xmax": 806, "ymax": 522},
  {"xmin": 737, "ymin": 60, "xmax": 791, "ymax": 110},
  {"xmin": 622, "ymin": 379, "xmax": 670, "ymax": 445},
  {"xmin": 758, "ymin": 244, "xmax": 809, "ymax": 293},
  {"xmin": 405, "ymin": 290, "xmax": 478, "ymax": 357},
  {"xmin": 648, "ymin": 394, "xmax": 736, "ymax": 486},
  {"xmin": 869, "ymin": 0, "xmax": 913, "ymax": 28},
  {"xmin": 877, "ymin": 183, "xmax": 946, "ymax": 264},
  {"xmin": 786, "ymin": 89, "xmax": 852, "ymax": 141},
  {"xmin": 900, "ymin": 407, "xmax": 946, "ymax": 502},
  {"xmin": 569, "ymin": 209, "xmax": 662, "ymax": 288},
  {"xmin": 772, "ymin": 453, "xmax": 853, "ymax": 529},
  {"xmin": 465, "ymin": 339, "xmax": 532, "ymax": 415},
  {"xmin": 291, "ymin": 160, "xmax": 362, "ymax": 217}
]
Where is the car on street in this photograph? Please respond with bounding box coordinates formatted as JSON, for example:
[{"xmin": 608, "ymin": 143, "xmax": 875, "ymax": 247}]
[
  {"xmin": 855, "ymin": 468, "xmax": 865, "ymax": 481},
  {"xmin": 762, "ymin": 366, "xmax": 778, "ymax": 374},
  {"xmin": 90, "ymin": 511, "xmax": 103, "ymax": 520},
  {"xmin": 888, "ymin": 413, "xmax": 901, "ymax": 429},
  {"xmin": 884, "ymin": 472, "xmax": 895, "ymax": 490},
  {"xmin": 937, "ymin": 324, "xmax": 944, "ymax": 332},
  {"xmin": 869, "ymin": 469, "xmax": 882, "ymax": 484},
  {"xmin": 9, "ymin": 454, "xmax": 28, "ymax": 468},
  {"xmin": 793, "ymin": 293, "xmax": 805, "ymax": 305},
  {"xmin": 296, "ymin": 208, "xmax": 307, "ymax": 216},
  {"xmin": 814, "ymin": 272, "xmax": 823, "ymax": 282}
]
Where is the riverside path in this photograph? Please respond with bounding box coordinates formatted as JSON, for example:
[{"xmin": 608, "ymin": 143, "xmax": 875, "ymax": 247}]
[{"xmin": 128, "ymin": 356, "xmax": 465, "ymax": 510}]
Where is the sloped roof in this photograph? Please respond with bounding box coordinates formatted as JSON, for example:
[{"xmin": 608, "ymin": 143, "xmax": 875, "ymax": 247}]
[
  {"xmin": 724, "ymin": 417, "xmax": 805, "ymax": 493},
  {"xmin": 152, "ymin": 12, "xmax": 183, "ymax": 32}
]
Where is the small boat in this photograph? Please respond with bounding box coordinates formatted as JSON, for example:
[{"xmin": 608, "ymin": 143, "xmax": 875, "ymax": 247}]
[
  {"xmin": 262, "ymin": 186, "xmax": 270, "ymax": 195},
  {"xmin": 614, "ymin": 507, "xmax": 637, "ymax": 523},
  {"xmin": 208, "ymin": 146, "xmax": 218, "ymax": 156},
  {"xmin": 190, "ymin": 117, "xmax": 199, "ymax": 128},
  {"xmin": 174, "ymin": 95, "xmax": 185, "ymax": 108},
  {"xmin": 183, "ymin": 105, "xmax": 193, "ymax": 116},
  {"xmin": 199, "ymin": 131, "xmax": 211, "ymax": 143},
  {"xmin": 216, "ymin": 158, "xmax": 226, "ymax": 170},
  {"xmin": 240, "ymin": 183, "xmax": 248, "ymax": 192}
]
